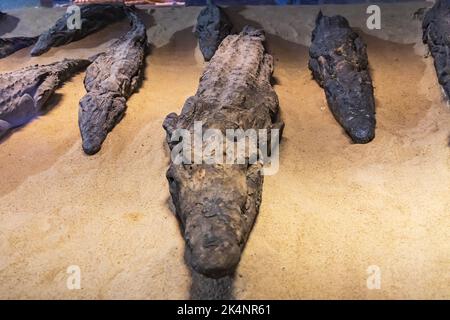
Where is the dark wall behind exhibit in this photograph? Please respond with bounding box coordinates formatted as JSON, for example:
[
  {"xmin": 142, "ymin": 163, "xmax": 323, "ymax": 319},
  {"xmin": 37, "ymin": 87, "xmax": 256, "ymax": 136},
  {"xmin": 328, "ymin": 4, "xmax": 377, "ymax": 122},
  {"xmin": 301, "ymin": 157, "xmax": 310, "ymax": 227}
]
[
  {"xmin": 0, "ymin": 0, "xmax": 418, "ymax": 10},
  {"xmin": 186, "ymin": 0, "xmax": 417, "ymax": 5},
  {"xmin": 0, "ymin": 0, "xmax": 70, "ymax": 10},
  {"xmin": 0, "ymin": 0, "xmax": 420, "ymax": 10}
]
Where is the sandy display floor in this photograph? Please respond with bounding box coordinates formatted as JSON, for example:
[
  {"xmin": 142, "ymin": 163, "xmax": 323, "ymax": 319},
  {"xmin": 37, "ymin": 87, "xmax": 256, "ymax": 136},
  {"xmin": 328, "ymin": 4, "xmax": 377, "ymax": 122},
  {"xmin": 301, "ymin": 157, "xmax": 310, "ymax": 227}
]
[{"xmin": 0, "ymin": 3, "xmax": 449, "ymax": 299}]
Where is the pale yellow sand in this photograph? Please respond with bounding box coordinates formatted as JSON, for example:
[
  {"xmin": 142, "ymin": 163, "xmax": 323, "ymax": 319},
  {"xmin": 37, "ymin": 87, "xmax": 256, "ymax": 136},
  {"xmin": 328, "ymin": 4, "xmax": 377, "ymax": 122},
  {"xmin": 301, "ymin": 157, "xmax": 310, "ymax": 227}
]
[{"xmin": 0, "ymin": 3, "xmax": 449, "ymax": 299}]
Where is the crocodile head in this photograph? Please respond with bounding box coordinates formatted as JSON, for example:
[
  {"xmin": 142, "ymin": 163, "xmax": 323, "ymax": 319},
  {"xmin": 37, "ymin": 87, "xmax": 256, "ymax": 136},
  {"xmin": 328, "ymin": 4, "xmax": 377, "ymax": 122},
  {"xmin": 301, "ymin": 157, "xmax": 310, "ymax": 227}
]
[
  {"xmin": 167, "ymin": 162, "xmax": 259, "ymax": 278},
  {"xmin": 79, "ymin": 91, "xmax": 127, "ymax": 155}
]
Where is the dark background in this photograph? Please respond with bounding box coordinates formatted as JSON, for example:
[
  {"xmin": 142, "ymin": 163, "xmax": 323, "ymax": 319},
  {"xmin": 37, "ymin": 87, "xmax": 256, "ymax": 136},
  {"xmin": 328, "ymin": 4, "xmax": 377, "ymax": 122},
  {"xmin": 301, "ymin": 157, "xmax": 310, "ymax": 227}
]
[{"xmin": 0, "ymin": 0, "xmax": 419, "ymax": 11}]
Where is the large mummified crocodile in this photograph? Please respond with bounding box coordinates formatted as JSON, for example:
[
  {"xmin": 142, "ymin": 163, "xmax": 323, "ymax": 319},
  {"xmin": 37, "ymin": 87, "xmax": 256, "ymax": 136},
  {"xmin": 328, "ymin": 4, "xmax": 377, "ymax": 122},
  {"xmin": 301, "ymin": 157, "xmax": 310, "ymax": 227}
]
[
  {"xmin": 195, "ymin": 0, "xmax": 232, "ymax": 61},
  {"xmin": 0, "ymin": 37, "xmax": 38, "ymax": 59},
  {"xmin": 309, "ymin": 12, "xmax": 376, "ymax": 143},
  {"xmin": 0, "ymin": 59, "xmax": 91, "ymax": 138},
  {"xmin": 31, "ymin": 4, "xmax": 126, "ymax": 56},
  {"xmin": 423, "ymin": 0, "xmax": 450, "ymax": 100},
  {"xmin": 163, "ymin": 26, "xmax": 283, "ymax": 278},
  {"xmin": 78, "ymin": 9, "xmax": 147, "ymax": 155}
]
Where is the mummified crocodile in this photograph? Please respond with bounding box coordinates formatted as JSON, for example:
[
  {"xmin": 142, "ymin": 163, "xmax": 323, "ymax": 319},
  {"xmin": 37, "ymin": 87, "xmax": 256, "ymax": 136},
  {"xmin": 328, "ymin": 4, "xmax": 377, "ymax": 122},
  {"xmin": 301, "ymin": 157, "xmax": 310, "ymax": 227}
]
[
  {"xmin": 78, "ymin": 9, "xmax": 147, "ymax": 155},
  {"xmin": 195, "ymin": 0, "xmax": 232, "ymax": 61},
  {"xmin": 309, "ymin": 12, "xmax": 376, "ymax": 144},
  {"xmin": 0, "ymin": 59, "xmax": 91, "ymax": 138},
  {"xmin": 0, "ymin": 37, "xmax": 38, "ymax": 59},
  {"xmin": 163, "ymin": 26, "xmax": 284, "ymax": 278},
  {"xmin": 31, "ymin": 4, "xmax": 126, "ymax": 56},
  {"xmin": 423, "ymin": 0, "xmax": 450, "ymax": 100}
]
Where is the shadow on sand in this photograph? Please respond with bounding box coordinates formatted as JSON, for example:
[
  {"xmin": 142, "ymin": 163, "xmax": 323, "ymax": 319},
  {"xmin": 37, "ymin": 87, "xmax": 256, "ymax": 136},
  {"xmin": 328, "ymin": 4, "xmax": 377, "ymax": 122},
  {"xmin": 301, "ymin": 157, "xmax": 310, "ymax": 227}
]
[
  {"xmin": 0, "ymin": 13, "xmax": 20, "ymax": 37},
  {"xmin": 189, "ymin": 267, "xmax": 235, "ymax": 300}
]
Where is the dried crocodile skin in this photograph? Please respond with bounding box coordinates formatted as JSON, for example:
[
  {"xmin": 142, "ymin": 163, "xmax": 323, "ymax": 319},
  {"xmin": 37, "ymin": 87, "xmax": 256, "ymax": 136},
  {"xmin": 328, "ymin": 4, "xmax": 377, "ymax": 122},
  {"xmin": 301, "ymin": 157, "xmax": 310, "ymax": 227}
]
[
  {"xmin": 31, "ymin": 4, "xmax": 126, "ymax": 56},
  {"xmin": 78, "ymin": 9, "xmax": 147, "ymax": 155},
  {"xmin": 309, "ymin": 12, "xmax": 376, "ymax": 144},
  {"xmin": 163, "ymin": 26, "xmax": 283, "ymax": 278},
  {"xmin": 423, "ymin": 0, "xmax": 450, "ymax": 99},
  {"xmin": 0, "ymin": 59, "xmax": 91, "ymax": 138},
  {"xmin": 195, "ymin": 0, "xmax": 232, "ymax": 61},
  {"xmin": 0, "ymin": 37, "xmax": 37, "ymax": 59}
]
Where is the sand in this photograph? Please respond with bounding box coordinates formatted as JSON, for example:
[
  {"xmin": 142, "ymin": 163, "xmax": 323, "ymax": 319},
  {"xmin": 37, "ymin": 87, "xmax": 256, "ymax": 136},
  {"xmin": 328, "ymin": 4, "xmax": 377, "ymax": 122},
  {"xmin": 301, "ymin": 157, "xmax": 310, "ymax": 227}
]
[{"xmin": 0, "ymin": 3, "xmax": 449, "ymax": 299}]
